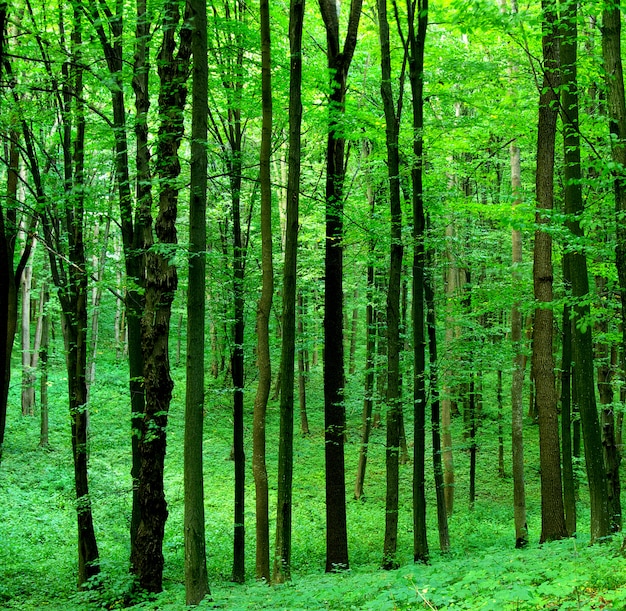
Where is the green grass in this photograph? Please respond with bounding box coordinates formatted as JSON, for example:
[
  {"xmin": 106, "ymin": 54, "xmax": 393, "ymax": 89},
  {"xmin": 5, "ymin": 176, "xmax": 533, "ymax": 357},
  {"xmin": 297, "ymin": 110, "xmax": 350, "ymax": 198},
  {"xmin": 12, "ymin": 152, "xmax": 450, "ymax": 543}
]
[{"xmin": 2, "ymin": 353, "xmax": 626, "ymax": 610}]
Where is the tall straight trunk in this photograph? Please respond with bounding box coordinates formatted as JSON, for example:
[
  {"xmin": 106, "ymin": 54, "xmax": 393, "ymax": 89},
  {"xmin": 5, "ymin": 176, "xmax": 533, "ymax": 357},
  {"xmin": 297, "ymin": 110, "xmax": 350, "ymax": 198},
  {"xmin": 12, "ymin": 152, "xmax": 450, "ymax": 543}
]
[
  {"xmin": 297, "ymin": 293, "xmax": 310, "ymax": 436},
  {"xmin": 86, "ymin": 0, "xmax": 145, "ymax": 549},
  {"xmin": 594, "ymin": 277, "xmax": 621, "ymax": 532},
  {"xmin": 354, "ymin": 172, "xmax": 376, "ymax": 501},
  {"xmin": 510, "ymin": 142, "xmax": 528, "ymax": 547},
  {"xmin": 39, "ymin": 284, "xmax": 50, "ymax": 448},
  {"xmin": 86, "ymin": 216, "xmax": 111, "ymax": 394},
  {"xmin": 273, "ymin": 0, "xmax": 304, "ymax": 583},
  {"xmin": 533, "ymin": 0, "xmax": 567, "ymax": 543},
  {"xmin": 318, "ymin": 0, "xmax": 362, "ymax": 573},
  {"xmin": 560, "ymin": 292, "xmax": 576, "ymax": 536},
  {"xmin": 562, "ymin": 0, "xmax": 610, "ymax": 542},
  {"xmin": 132, "ymin": 4, "xmax": 191, "ymax": 592},
  {"xmin": 425, "ymin": 253, "xmax": 450, "ymax": 552},
  {"xmin": 253, "ymin": 0, "xmax": 274, "ymax": 582},
  {"xmin": 378, "ymin": 0, "xmax": 404, "ymax": 568},
  {"xmin": 602, "ymin": 0, "xmax": 626, "ymax": 540},
  {"xmin": 442, "ymin": 225, "xmax": 457, "ymax": 516},
  {"xmin": 21, "ymin": 262, "xmax": 35, "ymax": 415},
  {"xmin": 407, "ymin": 0, "xmax": 429, "ymax": 563},
  {"xmin": 184, "ymin": 0, "xmax": 210, "ymax": 603}
]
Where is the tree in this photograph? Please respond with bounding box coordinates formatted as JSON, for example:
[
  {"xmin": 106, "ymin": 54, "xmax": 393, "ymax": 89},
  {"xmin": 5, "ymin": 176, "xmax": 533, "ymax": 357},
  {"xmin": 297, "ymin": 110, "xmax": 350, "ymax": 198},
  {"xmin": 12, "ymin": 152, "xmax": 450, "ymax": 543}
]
[
  {"xmin": 378, "ymin": 0, "xmax": 405, "ymax": 569},
  {"xmin": 85, "ymin": 0, "xmax": 146, "ymax": 549},
  {"xmin": 600, "ymin": 0, "xmax": 626, "ymax": 538},
  {"xmin": 184, "ymin": 0, "xmax": 211, "ymax": 603},
  {"xmin": 318, "ymin": 0, "xmax": 363, "ymax": 572},
  {"xmin": 273, "ymin": 0, "xmax": 305, "ymax": 583},
  {"xmin": 252, "ymin": 0, "xmax": 274, "ymax": 581},
  {"xmin": 16, "ymin": 1, "xmax": 101, "ymax": 583},
  {"xmin": 533, "ymin": 0, "xmax": 567, "ymax": 543},
  {"xmin": 131, "ymin": 2, "xmax": 191, "ymax": 591},
  {"xmin": 406, "ymin": 0, "xmax": 429, "ymax": 563},
  {"xmin": 510, "ymin": 141, "xmax": 528, "ymax": 547}
]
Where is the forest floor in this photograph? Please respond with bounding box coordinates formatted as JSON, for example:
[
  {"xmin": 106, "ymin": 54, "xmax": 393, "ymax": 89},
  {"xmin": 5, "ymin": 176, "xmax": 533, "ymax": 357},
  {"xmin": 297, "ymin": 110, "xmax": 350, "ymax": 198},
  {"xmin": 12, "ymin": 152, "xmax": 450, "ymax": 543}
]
[{"xmin": 2, "ymin": 355, "xmax": 626, "ymax": 610}]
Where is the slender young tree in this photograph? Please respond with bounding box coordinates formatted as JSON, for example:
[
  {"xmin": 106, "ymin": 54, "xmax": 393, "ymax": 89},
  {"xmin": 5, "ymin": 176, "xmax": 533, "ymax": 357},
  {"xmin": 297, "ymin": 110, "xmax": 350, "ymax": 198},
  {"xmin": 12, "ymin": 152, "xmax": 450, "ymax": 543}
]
[
  {"xmin": 318, "ymin": 0, "xmax": 363, "ymax": 573},
  {"xmin": 85, "ymin": 0, "xmax": 145, "ymax": 547},
  {"xmin": 253, "ymin": 0, "xmax": 274, "ymax": 581},
  {"xmin": 17, "ymin": 3, "xmax": 100, "ymax": 583},
  {"xmin": 184, "ymin": 0, "xmax": 210, "ymax": 603},
  {"xmin": 406, "ymin": 0, "xmax": 429, "ymax": 563},
  {"xmin": 533, "ymin": 0, "xmax": 567, "ymax": 543},
  {"xmin": 273, "ymin": 0, "xmax": 304, "ymax": 583},
  {"xmin": 378, "ymin": 0, "xmax": 405, "ymax": 569},
  {"xmin": 510, "ymin": 141, "xmax": 528, "ymax": 547}
]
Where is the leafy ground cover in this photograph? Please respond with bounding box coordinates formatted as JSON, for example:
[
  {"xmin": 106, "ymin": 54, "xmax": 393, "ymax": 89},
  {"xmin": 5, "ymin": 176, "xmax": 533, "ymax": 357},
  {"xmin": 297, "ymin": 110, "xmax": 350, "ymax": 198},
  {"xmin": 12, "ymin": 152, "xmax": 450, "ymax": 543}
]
[{"xmin": 1, "ymin": 355, "xmax": 626, "ymax": 610}]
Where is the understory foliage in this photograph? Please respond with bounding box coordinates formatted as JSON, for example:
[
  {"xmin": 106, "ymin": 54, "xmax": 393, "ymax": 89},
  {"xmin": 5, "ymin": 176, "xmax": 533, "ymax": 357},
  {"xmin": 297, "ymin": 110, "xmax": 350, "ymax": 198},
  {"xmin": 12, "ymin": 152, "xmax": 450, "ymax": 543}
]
[{"xmin": 1, "ymin": 357, "xmax": 626, "ymax": 610}]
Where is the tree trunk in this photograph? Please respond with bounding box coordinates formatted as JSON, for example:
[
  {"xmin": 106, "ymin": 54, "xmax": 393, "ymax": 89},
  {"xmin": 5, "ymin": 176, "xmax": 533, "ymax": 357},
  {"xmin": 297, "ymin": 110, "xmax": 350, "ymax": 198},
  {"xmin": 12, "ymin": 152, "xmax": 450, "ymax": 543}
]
[
  {"xmin": 318, "ymin": 0, "xmax": 362, "ymax": 573},
  {"xmin": 253, "ymin": 0, "xmax": 274, "ymax": 581},
  {"xmin": 273, "ymin": 0, "xmax": 304, "ymax": 583},
  {"xmin": 602, "ymin": 0, "xmax": 626, "ymax": 541},
  {"xmin": 39, "ymin": 284, "xmax": 50, "ymax": 448},
  {"xmin": 378, "ymin": 0, "xmax": 403, "ymax": 568},
  {"xmin": 533, "ymin": 0, "xmax": 567, "ymax": 543},
  {"xmin": 407, "ymin": 0, "xmax": 429, "ymax": 563},
  {"xmin": 297, "ymin": 292, "xmax": 309, "ymax": 436},
  {"xmin": 131, "ymin": 4, "xmax": 191, "ymax": 591},
  {"xmin": 354, "ymin": 169, "xmax": 376, "ymax": 500},
  {"xmin": 184, "ymin": 0, "xmax": 210, "ymax": 603},
  {"xmin": 425, "ymin": 250, "xmax": 450, "ymax": 552},
  {"xmin": 510, "ymin": 141, "xmax": 528, "ymax": 547},
  {"xmin": 86, "ymin": 0, "xmax": 146, "ymax": 551}
]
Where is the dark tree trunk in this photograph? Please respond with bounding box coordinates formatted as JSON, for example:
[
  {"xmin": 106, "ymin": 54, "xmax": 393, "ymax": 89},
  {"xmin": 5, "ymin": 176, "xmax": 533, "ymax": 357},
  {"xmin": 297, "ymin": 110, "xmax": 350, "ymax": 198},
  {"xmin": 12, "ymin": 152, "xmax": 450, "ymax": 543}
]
[
  {"xmin": 378, "ymin": 0, "xmax": 404, "ymax": 569},
  {"xmin": 318, "ymin": 0, "xmax": 362, "ymax": 573},
  {"xmin": 562, "ymin": 1, "xmax": 610, "ymax": 542},
  {"xmin": 425, "ymin": 253, "xmax": 450, "ymax": 552},
  {"xmin": 273, "ymin": 0, "xmax": 304, "ymax": 583},
  {"xmin": 407, "ymin": 0, "xmax": 429, "ymax": 563},
  {"xmin": 131, "ymin": 4, "xmax": 191, "ymax": 591},
  {"xmin": 253, "ymin": 0, "xmax": 274, "ymax": 582},
  {"xmin": 184, "ymin": 0, "xmax": 210, "ymax": 603},
  {"xmin": 86, "ymin": 0, "xmax": 145, "ymax": 549},
  {"xmin": 533, "ymin": 0, "xmax": 567, "ymax": 543},
  {"xmin": 354, "ymin": 176, "xmax": 376, "ymax": 500},
  {"xmin": 510, "ymin": 142, "xmax": 528, "ymax": 547},
  {"xmin": 602, "ymin": 0, "xmax": 626, "ymax": 541},
  {"xmin": 297, "ymin": 293, "xmax": 310, "ymax": 436},
  {"xmin": 560, "ymin": 293, "xmax": 577, "ymax": 537}
]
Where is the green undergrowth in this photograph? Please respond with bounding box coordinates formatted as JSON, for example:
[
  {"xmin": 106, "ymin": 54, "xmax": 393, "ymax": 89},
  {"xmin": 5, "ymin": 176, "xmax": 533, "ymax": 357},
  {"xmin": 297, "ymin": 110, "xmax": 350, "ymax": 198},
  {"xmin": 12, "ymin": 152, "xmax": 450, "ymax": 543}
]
[{"xmin": 1, "ymin": 355, "xmax": 626, "ymax": 610}]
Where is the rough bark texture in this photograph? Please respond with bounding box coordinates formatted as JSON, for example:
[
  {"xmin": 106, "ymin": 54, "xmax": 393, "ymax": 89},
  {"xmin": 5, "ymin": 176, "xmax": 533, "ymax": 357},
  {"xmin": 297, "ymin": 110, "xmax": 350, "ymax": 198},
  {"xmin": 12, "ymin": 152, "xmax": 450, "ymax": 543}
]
[
  {"xmin": 131, "ymin": 3, "xmax": 191, "ymax": 591},
  {"xmin": 378, "ymin": 0, "xmax": 403, "ymax": 569},
  {"xmin": 407, "ymin": 0, "xmax": 429, "ymax": 563},
  {"xmin": 602, "ymin": 0, "xmax": 626, "ymax": 542},
  {"xmin": 273, "ymin": 0, "xmax": 304, "ymax": 583},
  {"xmin": 561, "ymin": 1, "xmax": 610, "ymax": 542},
  {"xmin": 253, "ymin": 0, "xmax": 273, "ymax": 581},
  {"xmin": 184, "ymin": 0, "xmax": 210, "ymax": 603},
  {"xmin": 533, "ymin": 0, "xmax": 567, "ymax": 543},
  {"xmin": 425, "ymin": 255, "xmax": 450, "ymax": 552},
  {"xmin": 318, "ymin": 0, "xmax": 362, "ymax": 573}
]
